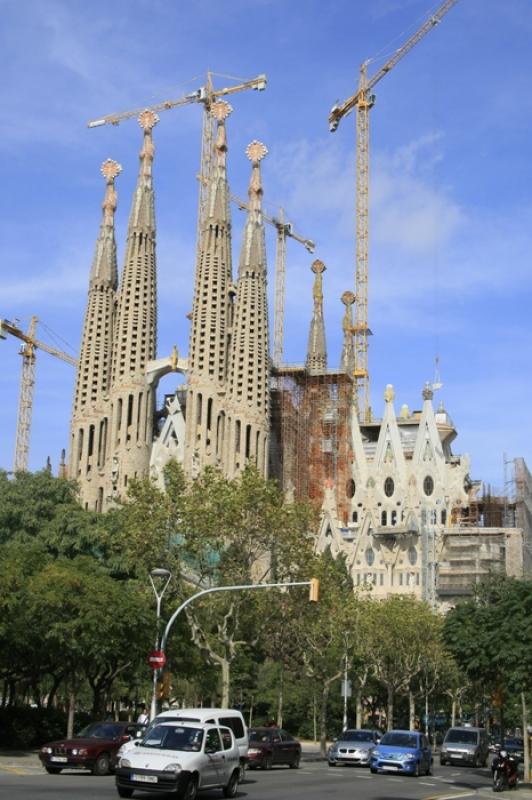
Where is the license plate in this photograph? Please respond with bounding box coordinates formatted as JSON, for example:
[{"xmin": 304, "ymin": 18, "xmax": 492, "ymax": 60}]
[
  {"xmin": 384, "ymin": 764, "xmax": 399, "ymax": 770},
  {"xmin": 132, "ymin": 774, "xmax": 158, "ymax": 783},
  {"xmin": 51, "ymin": 756, "xmax": 68, "ymax": 763},
  {"xmin": 452, "ymin": 754, "xmax": 463, "ymax": 758}
]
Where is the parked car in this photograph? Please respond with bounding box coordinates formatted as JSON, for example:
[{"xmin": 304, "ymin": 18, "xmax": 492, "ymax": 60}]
[
  {"xmin": 115, "ymin": 721, "xmax": 240, "ymax": 799},
  {"xmin": 370, "ymin": 730, "xmax": 432, "ymax": 776},
  {"xmin": 328, "ymin": 729, "xmax": 381, "ymax": 767},
  {"xmin": 440, "ymin": 726, "xmax": 489, "ymax": 767},
  {"xmin": 503, "ymin": 738, "xmax": 524, "ymax": 763},
  {"xmin": 246, "ymin": 727, "xmax": 301, "ymax": 769},
  {"xmin": 39, "ymin": 721, "xmax": 145, "ymax": 776}
]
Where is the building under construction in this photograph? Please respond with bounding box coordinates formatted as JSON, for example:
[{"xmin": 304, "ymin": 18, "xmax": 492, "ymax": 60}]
[{"xmin": 4, "ymin": 2, "xmax": 529, "ymax": 604}]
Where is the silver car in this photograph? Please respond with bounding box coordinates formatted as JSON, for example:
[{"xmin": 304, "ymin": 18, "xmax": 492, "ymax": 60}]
[{"xmin": 328, "ymin": 729, "xmax": 381, "ymax": 767}]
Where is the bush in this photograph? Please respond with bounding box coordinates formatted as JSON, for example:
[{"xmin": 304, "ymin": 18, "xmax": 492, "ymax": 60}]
[{"xmin": 0, "ymin": 706, "xmax": 91, "ymax": 749}]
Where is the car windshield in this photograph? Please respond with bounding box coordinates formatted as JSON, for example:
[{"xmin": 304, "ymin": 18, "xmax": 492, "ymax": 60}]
[
  {"xmin": 249, "ymin": 730, "xmax": 272, "ymax": 743},
  {"xmin": 445, "ymin": 730, "xmax": 478, "ymax": 745},
  {"xmin": 506, "ymin": 739, "xmax": 523, "ymax": 747},
  {"xmin": 381, "ymin": 732, "xmax": 418, "ymax": 749},
  {"xmin": 76, "ymin": 723, "xmax": 124, "ymax": 739},
  {"xmin": 340, "ymin": 730, "xmax": 374, "ymax": 742},
  {"xmin": 142, "ymin": 725, "xmax": 204, "ymax": 751}
]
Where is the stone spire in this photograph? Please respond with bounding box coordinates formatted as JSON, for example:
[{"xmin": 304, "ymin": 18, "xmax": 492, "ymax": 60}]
[
  {"xmin": 68, "ymin": 159, "xmax": 121, "ymax": 511},
  {"xmin": 106, "ymin": 111, "xmax": 159, "ymax": 502},
  {"xmin": 224, "ymin": 141, "xmax": 270, "ymax": 478},
  {"xmin": 305, "ymin": 259, "xmax": 327, "ymax": 374},
  {"xmin": 184, "ymin": 102, "xmax": 234, "ymax": 474},
  {"xmin": 340, "ymin": 290, "xmax": 355, "ymax": 376}
]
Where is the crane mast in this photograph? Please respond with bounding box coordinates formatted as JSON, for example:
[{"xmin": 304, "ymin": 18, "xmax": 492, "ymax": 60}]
[
  {"xmin": 1, "ymin": 317, "xmax": 77, "ymax": 472},
  {"xmin": 329, "ymin": 0, "xmax": 459, "ymax": 422}
]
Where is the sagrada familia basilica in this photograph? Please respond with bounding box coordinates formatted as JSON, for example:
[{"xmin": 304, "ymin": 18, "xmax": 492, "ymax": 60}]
[{"xmin": 68, "ymin": 103, "xmax": 528, "ymax": 607}]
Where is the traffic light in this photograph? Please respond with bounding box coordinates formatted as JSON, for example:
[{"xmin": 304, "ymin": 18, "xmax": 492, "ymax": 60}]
[{"xmin": 309, "ymin": 578, "xmax": 320, "ymax": 602}]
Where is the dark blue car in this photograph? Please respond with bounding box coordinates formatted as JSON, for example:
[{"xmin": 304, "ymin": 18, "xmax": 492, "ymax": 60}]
[{"xmin": 370, "ymin": 730, "xmax": 432, "ymax": 776}]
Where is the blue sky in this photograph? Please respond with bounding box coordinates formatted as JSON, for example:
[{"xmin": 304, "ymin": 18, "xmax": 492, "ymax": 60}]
[{"xmin": 1, "ymin": 0, "xmax": 531, "ymax": 492}]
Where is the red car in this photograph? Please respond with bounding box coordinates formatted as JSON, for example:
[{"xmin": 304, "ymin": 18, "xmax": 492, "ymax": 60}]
[
  {"xmin": 39, "ymin": 720, "xmax": 145, "ymax": 776},
  {"xmin": 247, "ymin": 727, "xmax": 301, "ymax": 769}
]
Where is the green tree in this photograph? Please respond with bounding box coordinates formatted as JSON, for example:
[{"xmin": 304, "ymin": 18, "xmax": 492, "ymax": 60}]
[
  {"xmin": 111, "ymin": 463, "xmax": 316, "ymax": 707},
  {"xmin": 367, "ymin": 595, "xmax": 442, "ymax": 730},
  {"xmin": 285, "ymin": 550, "xmax": 358, "ymax": 755},
  {"xmin": 444, "ymin": 575, "xmax": 532, "ymax": 773}
]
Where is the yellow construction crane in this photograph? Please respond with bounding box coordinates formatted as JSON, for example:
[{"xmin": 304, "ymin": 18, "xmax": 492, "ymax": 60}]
[
  {"xmin": 329, "ymin": 0, "xmax": 459, "ymax": 422},
  {"xmin": 270, "ymin": 207, "xmax": 315, "ymax": 367},
  {"xmin": 197, "ymin": 174, "xmax": 315, "ymax": 365},
  {"xmin": 0, "ymin": 317, "xmax": 77, "ymax": 473},
  {"xmin": 88, "ymin": 71, "xmax": 267, "ymax": 252}
]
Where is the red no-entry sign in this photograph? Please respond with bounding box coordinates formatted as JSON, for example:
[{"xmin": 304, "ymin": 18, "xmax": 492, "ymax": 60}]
[{"xmin": 147, "ymin": 650, "xmax": 166, "ymax": 669}]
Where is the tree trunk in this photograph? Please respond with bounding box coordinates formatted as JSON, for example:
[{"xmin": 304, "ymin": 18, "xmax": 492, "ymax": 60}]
[
  {"xmin": 356, "ymin": 687, "xmax": 363, "ymax": 728},
  {"xmin": 451, "ymin": 698, "xmax": 456, "ymax": 727},
  {"xmin": 313, "ymin": 694, "xmax": 317, "ymax": 742},
  {"xmin": 277, "ymin": 667, "xmax": 283, "ymax": 728},
  {"xmin": 67, "ymin": 690, "xmax": 76, "ymax": 738},
  {"xmin": 220, "ymin": 658, "xmax": 230, "ymax": 708},
  {"xmin": 522, "ymin": 691, "xmax": 530, "ymax": 783},
  {"xmin": 409, "ymin": 690, "xmax": 415, "ymax": 730},
  {"xmin": 320, "ymin": 684, "xmax": 330, "ymax": 757},
  {"xmin": 387, "ymin": 685, "xmax": 394, "ymax": 731}
]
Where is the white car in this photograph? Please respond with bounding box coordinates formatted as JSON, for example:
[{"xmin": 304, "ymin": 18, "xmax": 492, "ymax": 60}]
[
  {"xmin": 115, "ymin": 721, "xmax": 240, "ymax": 800},
  {"xmin": 117, "ymin": 708, "xmax": 248, "ymax": 772}
]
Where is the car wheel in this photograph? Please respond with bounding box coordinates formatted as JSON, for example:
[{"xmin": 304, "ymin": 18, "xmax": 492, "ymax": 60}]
[
  {"xmin": 440, "ymin": 758, "xmax": 447, "ymax": 766},
  {"xmin": 328, "ymin": 761, "xmax": 336, "ymax": 767},
  {"xmin": 223, "ymin": 769, "xmax": 239, "ymax": 798},
  {"xmin": 426, "ymin": 761, "xmax": 432, "ymax": 776},
  {"xmin": 262, "ymin": 754, "xmax": 273, "ymax": 770},
  {"xmin": 289, "ymin": 753, "xmax": 300, "ymax": 769},
  {"xmin": 370, "ymin": 767, "xmax": 378, "ymax": 774},
  {"xmin": 92, "ymin": 752, "xmax": 110, "ymax": 776},
  {"xmin": 181, "ymin": 775, "xmax": 198, "ymax": 800},
  {"xmin": 413, "ymin": 761, "xmax": 420, "ymax": 777},
  {"xmin": 117, "ymin": 788, "xmax": 134, "ymax": 799},
  {"xmin": 45, "ymin": 766, "xmax": 62, "ymax": 774}
]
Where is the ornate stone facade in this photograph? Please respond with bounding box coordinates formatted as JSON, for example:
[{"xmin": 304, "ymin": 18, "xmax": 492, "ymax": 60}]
[{"xmin": 69, "ymin": 109, "xmax": 524, "ymax": 601}]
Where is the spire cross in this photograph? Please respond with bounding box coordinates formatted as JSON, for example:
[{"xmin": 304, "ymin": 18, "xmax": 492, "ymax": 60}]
[
  {"xmin": 137, "ymin": 110, "xmax": 159, "ymax": 178},
  {"xmin": 100, "ymin": 158, "xmax": 121, "ymax": 226},
  {"xmin": 245, "ymin": 140, "xmax": 268, "ymax": 211},
  {"xmin": 212, "ymin": 102, "xmax": 232, "ymax": 168},
  {"xmin": 311, "ymin": 259, "xmax": 326, "ymax": 311}
]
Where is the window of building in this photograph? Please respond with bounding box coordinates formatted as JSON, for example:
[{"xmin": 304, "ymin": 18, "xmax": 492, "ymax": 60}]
[
  {"xmin": 384, "ymin": 477, "xmax": 395, "ymax": 497},
  {"xmin": 423, "ymin": 475, "xmax": 434, "ymax": 496},
  {"xmin": 408, "ymin": 546, "xmax": 418, "ymax": 566},
  {"xmin": 366, "ymin": 548, "xmax": 375, "ymax": 566},
  {"xmin": 346, "ymin": 478, "xmax": 356, "ymax": 499}
]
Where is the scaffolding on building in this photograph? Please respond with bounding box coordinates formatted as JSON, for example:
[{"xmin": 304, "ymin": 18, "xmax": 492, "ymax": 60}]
[{"xmin": 269, "ymin": 365, "xmax": 354, "ymax": 522}]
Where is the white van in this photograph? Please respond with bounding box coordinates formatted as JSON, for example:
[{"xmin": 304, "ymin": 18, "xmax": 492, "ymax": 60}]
[
  {"xmin": 117, "ymin": 707, "xmax": 249, "ymax": 770},
  {"xmin": 154, "ymin": 709, "xmax": 248, "ymax": 766}
]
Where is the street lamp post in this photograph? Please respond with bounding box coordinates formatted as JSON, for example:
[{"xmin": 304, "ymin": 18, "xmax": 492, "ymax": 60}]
[{"xmin": 149, "ymin": 568, "xmax": 172, "ymax": 721}]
